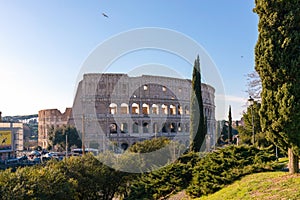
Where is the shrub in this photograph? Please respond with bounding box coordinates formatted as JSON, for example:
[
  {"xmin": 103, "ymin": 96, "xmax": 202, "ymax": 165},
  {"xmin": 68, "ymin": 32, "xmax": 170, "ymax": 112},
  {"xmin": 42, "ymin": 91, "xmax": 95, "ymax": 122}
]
[{"xmin": 186, "ymin": 145, "xmax": 277, "ymax": 198}]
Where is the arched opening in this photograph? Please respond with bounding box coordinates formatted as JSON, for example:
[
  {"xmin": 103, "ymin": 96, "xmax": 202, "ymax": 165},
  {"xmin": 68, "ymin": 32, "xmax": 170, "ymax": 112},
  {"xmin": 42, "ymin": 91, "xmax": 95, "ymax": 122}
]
[
  {"xmin": 178, "ymin": 123, "xmax": 182, "ymax": 132},
  {"xmin": 109, "ymin": 103, "xmax": 117, "ymax": 114},
  {"xmin": 170, "ymin": 122, "xmax": 176, "ymax": 132},
  {"xmin": 142, "ymin": 103, "xmax": 150, "ymax": 115},
  {"xmin": 109, "ymin": 123, "xmax": 117, "ymax": 133},
  {"xmin": 132, "ymin": 122, "xmax": 139, "ymax": 133},
  {"xmin": 120, "ymin": 123, "xmax": 128, "ymax": 133},
  {"xmin": 185, "ymin": 123, "xmax": 189, "ymax": 132},
  {"xmin": 178, "ymin": 105, "xmax": 182, "ymax": 115},
  {"xmin": 162, "ymin": 104, "xmax": 168, "ymax": 115},
  {"xmin": 185, "ymin": 106, "xmax": 190, "ymax": 115},
  {"xmin": 170, "ymin": 105, "xmax": 176, "ymax": 115},
  {"xmin": 121, "ymin": 143, "xmax": 129, "ymax": 151},
  {"xmin": 131, "ymin": 103, "xmax": 139, "ymax": 114},
  {"xmin": 151, "ymin": 104, "xmax": 159, "ymax": 115},
  {"xmin": 162, "ymin": 123, "xmax": 168, "ymax": 133},
  {"xmin": 120, "ymin": 103, "xmax": 129, "ymax": 114},
  {"xmin": 143, "ymin": 122, "xmax": 149, "ymax": 133}
]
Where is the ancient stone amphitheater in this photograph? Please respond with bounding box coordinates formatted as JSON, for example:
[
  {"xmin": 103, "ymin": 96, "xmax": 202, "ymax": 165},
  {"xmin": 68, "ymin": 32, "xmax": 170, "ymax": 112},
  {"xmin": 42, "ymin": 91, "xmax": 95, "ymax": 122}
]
[{"xmin": 72, "ymin": 73, "xmax": 216, "ymax": 152}]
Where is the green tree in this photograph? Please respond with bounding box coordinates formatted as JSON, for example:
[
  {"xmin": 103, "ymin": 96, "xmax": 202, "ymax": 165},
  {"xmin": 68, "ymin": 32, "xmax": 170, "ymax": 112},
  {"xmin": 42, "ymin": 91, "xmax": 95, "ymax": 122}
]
[
  {"xmin": 237, "ymin": 102, "xmax": 270, "ymax": 147},
  {"xmin": 122, "ymin": 137, "xmax": 185, "ymax": 172},
  {"xmin": 254, "ymin": 0, "xmax": 300, "ymax": 173},
  {"xmin": 48, "ymin": 125, "xmax": 82, "ymax": 151},
  {"xmin": 190, "ymin": 55, "xmax": 206, "ymax": 152},
  {"xmin": 228, "ymin": 106, "xmax": 233, "ymax": 143}
]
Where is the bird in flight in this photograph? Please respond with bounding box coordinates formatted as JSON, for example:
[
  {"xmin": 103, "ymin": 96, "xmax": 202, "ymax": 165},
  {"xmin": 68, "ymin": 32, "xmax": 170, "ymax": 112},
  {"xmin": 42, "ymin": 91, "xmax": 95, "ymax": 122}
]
[{"xmin": 102, "ymin": 13, "xmax": 109, "ymax": 18}]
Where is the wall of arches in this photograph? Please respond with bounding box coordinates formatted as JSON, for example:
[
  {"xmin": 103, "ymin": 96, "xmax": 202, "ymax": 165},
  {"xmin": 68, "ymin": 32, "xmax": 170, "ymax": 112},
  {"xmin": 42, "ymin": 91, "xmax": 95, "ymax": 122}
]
[{"xmin": 74, "ymin": 73, "xmax": 216, "ymax": 152}]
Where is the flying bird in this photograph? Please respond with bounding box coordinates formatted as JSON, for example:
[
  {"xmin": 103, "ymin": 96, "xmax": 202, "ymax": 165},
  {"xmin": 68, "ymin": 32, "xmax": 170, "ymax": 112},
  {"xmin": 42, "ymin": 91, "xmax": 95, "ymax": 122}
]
[{"xmin": 102, "ymin": 13, "xmax": 109, "ymax": 18}]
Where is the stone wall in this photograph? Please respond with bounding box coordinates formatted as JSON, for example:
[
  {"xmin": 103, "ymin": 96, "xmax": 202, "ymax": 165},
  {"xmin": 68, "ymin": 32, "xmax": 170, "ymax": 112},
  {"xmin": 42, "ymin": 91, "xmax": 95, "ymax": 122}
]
[
  {"xmin": 38, "ymin": 108, "xmax": 72, "ymax": 149},
  {"xmin": 72, "ymin": 73, "xmax": 216, "ymax": 152}
]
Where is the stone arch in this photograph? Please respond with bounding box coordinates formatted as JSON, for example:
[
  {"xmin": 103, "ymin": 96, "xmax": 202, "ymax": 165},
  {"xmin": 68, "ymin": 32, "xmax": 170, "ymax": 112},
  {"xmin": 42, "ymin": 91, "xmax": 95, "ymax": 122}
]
[
  {"xmin": 120, "ymin": 103, "xmax": 129, "ymax": 114},
  {"xmin": 121, "ymin": 143, "xmax": 129, "ymax": 151},
  {"xmin": 151, "ymin": 104, "xmax": 159, "ymax": 115},
  {"xmin": 109, "ymin": 103, "xmax": 117, "ymax": 114},
  {"xmin": 131, "ymin": 103, "xmax": 139, "ymax": 114},
  {"xmin": 132, "ymin": 122, "xmax": 139, "ymax": 133},
  {"xmin": 177, "ymin": 105, "xmax": 182, "ymax": 115},
  {"xmin": 162, "ymin": 123, "xmax": 168, "ymax": 133},
  {"xmin": 170, "ymin": 122, "xmax": 176, "ymax": 132},
  {"xmin": 170, "ymin": 105, "xmax": 176, "ymax": 115},
  {"xmin": 185, "ymin": 105, "xmax": 189, "ymax": 115},
  {"xmin": 143, "ymin": 122, "xmax": 149, "ymax": 133},
  {"xmin": 142, "ymin": 103, "xmax": 150, "ymax": 115},
  {"xmin": 177, "ymin": 123, "xmax": 182, "ymax": 132},
  {"xmin": 120, "ymin": 122, "xmax": 128, "ymax": 133},
  {"xmin": 109, "ymin": 123, "xmax": 117, "ymax": 133},
  {"xmin": 162, "ymin": 104, "xmax": 168, "ymax": 115},
  {"xmin": 185, "ymin": 123, "xmax": 189, "ymax": 132}
]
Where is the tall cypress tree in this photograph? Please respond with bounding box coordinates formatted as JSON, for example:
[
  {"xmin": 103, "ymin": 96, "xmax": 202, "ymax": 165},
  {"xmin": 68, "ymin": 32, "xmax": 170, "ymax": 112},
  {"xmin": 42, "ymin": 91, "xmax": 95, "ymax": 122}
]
[
  {"xmin": 228, "ymin": 105, "xmax": 232, "ymax": 144},
  {"xmin": 254, "ymin": 0, "xmax": 300, "ymax": 173},
  {"xmin": 190, "ymin": 55, "xmax": 206, "ymax": 152}
]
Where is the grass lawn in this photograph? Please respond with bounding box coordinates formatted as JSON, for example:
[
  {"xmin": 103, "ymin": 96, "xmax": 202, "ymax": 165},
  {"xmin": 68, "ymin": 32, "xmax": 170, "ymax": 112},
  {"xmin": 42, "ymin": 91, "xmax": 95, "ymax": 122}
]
[{"xmin": 196, "ymin": 171, "xmax": 300, "ymax": 200}]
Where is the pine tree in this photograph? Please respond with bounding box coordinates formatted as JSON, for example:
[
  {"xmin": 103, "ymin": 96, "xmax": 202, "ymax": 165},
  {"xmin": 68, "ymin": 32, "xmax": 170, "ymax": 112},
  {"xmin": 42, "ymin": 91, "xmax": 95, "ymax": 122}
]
[
  {"xmin": 254, "ymin": 0, "xmax": 300, "ymax": 173},
  {"xmin": 228, "ymin": 106, "xmax": 232, "ymax": 144},
  {"xmin": 190, "ymin": 55, "xmax": 206, "ymax": 152}
]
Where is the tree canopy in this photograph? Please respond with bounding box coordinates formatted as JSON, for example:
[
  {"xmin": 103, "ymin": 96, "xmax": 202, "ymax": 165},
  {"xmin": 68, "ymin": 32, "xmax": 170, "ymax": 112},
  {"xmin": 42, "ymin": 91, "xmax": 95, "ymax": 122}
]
[
  {"xmin": 190, "ymin": 55, "xmax": 206, "ymax": 152},
  {"xmin": 254, "ymin": 0, "xmax": 300, "ymax": 173},
  {"xmin": 48, "ymin": 125, "xmax": 82, "ymax": 151}
]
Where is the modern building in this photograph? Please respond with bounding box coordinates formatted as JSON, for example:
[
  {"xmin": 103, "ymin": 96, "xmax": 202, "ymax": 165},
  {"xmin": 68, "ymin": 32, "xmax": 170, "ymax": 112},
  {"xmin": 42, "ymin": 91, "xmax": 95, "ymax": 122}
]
[
  {"xmin": 38, "ymin": 108, "xmax": 73, "ymax": 149},
  {"xmin": 72, "ymin": 73, "xmax": 216, "ymax": 152},
  {"xmin": 0, "ymin": 121, "xmax": 24, "ymax": 160}
]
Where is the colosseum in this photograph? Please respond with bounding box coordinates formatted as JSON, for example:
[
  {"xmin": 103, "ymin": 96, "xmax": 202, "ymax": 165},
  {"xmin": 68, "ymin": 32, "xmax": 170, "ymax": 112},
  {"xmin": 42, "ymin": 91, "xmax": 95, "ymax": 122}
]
[{"xmin": 72, "ymin": 73, "xmax": 216, "ymax": 152}]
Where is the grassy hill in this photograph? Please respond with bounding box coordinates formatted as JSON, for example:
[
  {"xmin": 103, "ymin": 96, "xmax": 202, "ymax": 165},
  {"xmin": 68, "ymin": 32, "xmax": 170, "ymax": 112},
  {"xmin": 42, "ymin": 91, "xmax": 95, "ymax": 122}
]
[{"xmin": 196, "ymin": 171, "xmax": 300, "ymax": 200}]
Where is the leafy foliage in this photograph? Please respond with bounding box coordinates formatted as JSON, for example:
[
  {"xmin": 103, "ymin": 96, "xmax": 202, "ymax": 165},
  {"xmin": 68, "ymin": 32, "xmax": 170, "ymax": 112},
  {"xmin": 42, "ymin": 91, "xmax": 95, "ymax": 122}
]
[
  {"xmin": 186, "ymin": 145, "xmax": 278, "ymax": 198},
  {"xmin": 190, "ymin": 55, "xmax": 206, "ymax": 152},
  {"xmin": 254, "ymin": 0, "xmax": 300, "ymax": 173},
  {"xmin": 228, "ymin": 106, "xmax": 233, "ymax": 143},
  {"xmin": 0, "ymin": 154, "xmax": 128, "ymax": 200},
  {"xmin": 128, "ymin": 137, "xmax": 171, "ymax": 153},
  {"xmin": 126, "ymin": 152, "xmax": 201, "ymax": 200},
  {"xmin": 237, "ymin": 101, "xmax": 270, "ymax": 147},
  {"xmin": 48, "ymin": 125, "xmax": 82, "ymax": 151},
  {"xmin": 126, "ymin": 145, "xmax": 278, "ymax": 199},
  {"xmin": 101, "ymin": 137, "xmax": 186, "ymax": 173}
]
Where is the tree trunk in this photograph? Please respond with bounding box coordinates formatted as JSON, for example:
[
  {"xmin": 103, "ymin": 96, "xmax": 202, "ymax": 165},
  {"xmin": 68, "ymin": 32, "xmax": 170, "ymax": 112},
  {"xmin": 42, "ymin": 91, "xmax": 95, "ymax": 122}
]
[{"xmin": 288, "ymin": 148, "xmax": 299, "ymax": 174}]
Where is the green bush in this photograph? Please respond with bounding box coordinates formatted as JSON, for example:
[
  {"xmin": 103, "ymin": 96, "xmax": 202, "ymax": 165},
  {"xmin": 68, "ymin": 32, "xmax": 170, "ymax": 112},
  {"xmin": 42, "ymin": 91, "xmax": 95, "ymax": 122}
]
[
  {"xmin": 0, "ymin": 154, "xmax": 129, "ymax": 200},
  {"xmin": 186, "ymin": 145, "xmax": 278, "ymax": 198},
  {"xmin": 125, "ymin": 151, "xmax": 201, "ymax": 200},
  {"xmin": 126, "ymin": 145, "xmax": 278, "ymax": 200}
]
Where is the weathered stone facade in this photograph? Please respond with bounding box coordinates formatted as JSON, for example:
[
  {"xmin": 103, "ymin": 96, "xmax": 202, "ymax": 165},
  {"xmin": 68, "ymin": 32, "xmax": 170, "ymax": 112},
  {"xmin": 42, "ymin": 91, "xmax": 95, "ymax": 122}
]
[
  {"xmin": 72, "ymin": 73, "xmax": 216, "ymax": 151},
  {"xmin": 38, "ymin": 108, "xmax": 73, "ymax": 149}
]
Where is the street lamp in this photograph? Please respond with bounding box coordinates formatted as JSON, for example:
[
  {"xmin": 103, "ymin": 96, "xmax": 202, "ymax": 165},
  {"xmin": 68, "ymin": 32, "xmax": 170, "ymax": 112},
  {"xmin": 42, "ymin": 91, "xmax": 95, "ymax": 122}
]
[{"xmin": 248, "ymin": 96, "xmax": 255, "ymax": 145}]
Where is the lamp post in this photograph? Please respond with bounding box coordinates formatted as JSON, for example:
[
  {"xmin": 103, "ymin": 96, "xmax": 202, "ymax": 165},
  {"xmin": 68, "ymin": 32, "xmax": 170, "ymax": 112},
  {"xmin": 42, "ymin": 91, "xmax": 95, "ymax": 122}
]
[
  {"xmin": 65, "ymin": 131, "xmax": 68, "ymax": 158},
  {"xmin": 248, "ymin": 96, "xmax": 255, "ymax": 145}
]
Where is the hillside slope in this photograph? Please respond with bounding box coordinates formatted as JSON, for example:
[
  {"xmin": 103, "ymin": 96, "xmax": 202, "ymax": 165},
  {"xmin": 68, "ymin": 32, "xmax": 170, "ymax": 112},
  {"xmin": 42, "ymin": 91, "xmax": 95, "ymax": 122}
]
[{"xmin": 196, "ymin": 172, "xmax": 300, "ymax": 200}]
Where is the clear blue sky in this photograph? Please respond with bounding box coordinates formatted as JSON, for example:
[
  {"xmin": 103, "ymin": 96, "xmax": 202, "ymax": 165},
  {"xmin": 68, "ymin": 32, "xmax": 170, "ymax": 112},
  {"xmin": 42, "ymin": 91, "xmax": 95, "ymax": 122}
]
[{"xmin": 0, "ymin": 0, "xmax": 258, "ymax": 120}]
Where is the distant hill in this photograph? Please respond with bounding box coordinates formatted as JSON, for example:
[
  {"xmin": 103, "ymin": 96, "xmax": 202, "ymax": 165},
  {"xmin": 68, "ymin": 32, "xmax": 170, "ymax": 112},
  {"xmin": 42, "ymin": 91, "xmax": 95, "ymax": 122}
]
[{"xmin": 2, "ymin": 114, "xmax": 38, "ymax": 123}]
